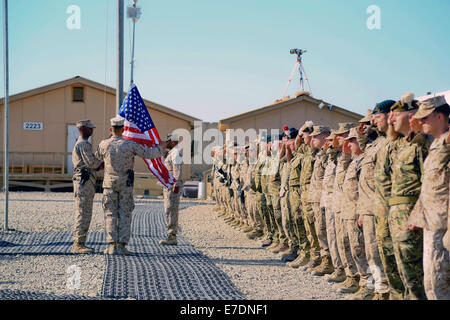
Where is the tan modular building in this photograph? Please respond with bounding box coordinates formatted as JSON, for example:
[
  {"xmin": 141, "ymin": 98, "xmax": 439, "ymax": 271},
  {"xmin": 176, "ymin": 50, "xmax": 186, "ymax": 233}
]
[
  {"xmin": 218, "ymin": 92, "xmax": 363, "ymax": 134},
  {"xmin": 0, "ymin": 76, "xmax": 200, "ymax": 194}
]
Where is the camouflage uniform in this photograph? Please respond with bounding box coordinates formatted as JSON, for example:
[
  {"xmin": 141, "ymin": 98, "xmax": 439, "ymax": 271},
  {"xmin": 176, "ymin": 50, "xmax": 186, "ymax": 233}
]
[
  {"xmin": 288, "ymin": 144, "xmax": 309, "ymax": 254},
  {"xmin": 309, "ymin": 149, "xmax": 329, "ymax": 260},
  {"xmin": 244, "ymin": 160, "xmax": 264, "ymax": 232},
  {"xmin": 261, "ymin": 156, "xmax": 279, "ymax": 241},
  {"xmin": 408, "ymin": 133, "xmax": 450, "ymax": 300},
  {"xmin": 280, "ymin": 156, "xmax": 296, "ymax": 249},
  {"xmin": 254, "ymin": 155, "xmax": 270, "ymax": 238},
  {"xmin": 300, "ymin": 144, "xmax": 321, "ymax": 263},
  {"xmin": 374, "ymin": 136, "xmax": 406, "ymax": 298},
  {"xmin": 163, "ymin": 146, "xmax": 184, "ymax": 236},
  {"xmin": 322, "ymin": 147, "xmax": 344, "ymax": 271},
  {"xmin": 357, "ymin": 133, "xmax": 390, "ymax": 294},
  {"xmin": 96, "ymin": 136, "xmax": 162, "ymax": 244},
  {"xmin": 72, "ymin": 136, "xmax": 102, "ymax": 244},
  {"xmin": 342, "ymin": 153, "xmax": 370, "ymax": 287},
  {"xmin": 265, "ymin": 153, "xmax": 287, "ymax": 245},
  {"xmin": 386, "ymin": 132, "xmax": 431, "ymax": 299},
  {"xmin": 333, "ymin": 152, "xmax": 357, "ymax": 277}
]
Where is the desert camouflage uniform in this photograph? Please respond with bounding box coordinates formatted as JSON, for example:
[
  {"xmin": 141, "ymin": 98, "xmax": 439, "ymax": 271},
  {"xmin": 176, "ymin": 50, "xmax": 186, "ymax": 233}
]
[
  {"xmin": 322, "ymin": 147, "xmax": 343, "ymax": 271},
  {"xmin": 309, "ymin": 149, "xmax": 329, "ymax": 260},
  {"xmin": 265, "ymin": 153, "xmax": 287, "ymax": 245},
  {"xmin": 163, "ymin": 145, "xmax": 184, "ymax": 236},
  {"xmin": 72, "ymin": 137, "xmax": 102, "ymax": 243},
  {"xmin": 261, "ymin": 156, "xmax": 279, "ymax": 241},
  {"xmin": 386, "ymin": 132, "xmax": 431, "ymax": 300},
  {"xmin": 280, "ymin": 156, "xmax": 296, "ymax": 249},
  {"xmin": 96, "ymin": 136, "xmax": 162, "ymax": 244},
  {"xmin": 357, "ymin": 133, "xmax": 390, "ymax": 294},
  {"xmin": 243, "ymin": 160, "xmax": 264, "ymax": 231},
  {"xmin": 300, "ymin": 145, "xmax": 321, "ymax": 262},
  {"xmin": 333, "ymin": 152, "xmax": 356, "ymax": 277},
  {"xmin": 342, "ymin": 153, "xmax": 370, "ymax": 287},
  {"xmin": 254, "ymin": 155, "xmax": 270, "ymax": 237},
  {"xmin": 408, "ymin": 133, "xmax": 450, "ymax": 300}
]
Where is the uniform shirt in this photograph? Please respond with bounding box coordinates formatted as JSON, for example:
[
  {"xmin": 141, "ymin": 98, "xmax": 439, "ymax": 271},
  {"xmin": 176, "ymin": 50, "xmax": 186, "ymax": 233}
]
[
  {"xmin": 279, "ymin": 157, "xmax": 290, "ymax": 197},
  {"xmin": 409, "ymin": 132, "xmax": 449, "ymax": 231},
  {"xmin": 320, "ymin": 148, "xmax": 339, "ymax": 209},
  {"xmin": 72, "ymin": 137, "xmax": 103, "ymax": 183},
  {"xmin": 374, "ymin": 137, "xmax": 399, "ymax": 211},
  {"xmin": 96, "ymin": 136, "xmax": 162, "ymax": 188},
  {"xmin": 390, "ymin": 133, "xmax": 431, "ymax": 201},
  {"xmin": 357, "ymin": 135, "xmax": 386, "ymax": 216},
  {"xmin": 164, "ymin": 146, "xmax": 184, "ymax": 188},
  {"xmin": 288, "ymin": 144, "xmax": 307, "ymax": 188},
  {"xmin": 309, "ymin": 149, "xmax": 327, "ymax": 203},
  {"xmin": 300, "ymin": 145, "xmax": 316, "ymax": 188},
  {"xmin": 342, "ymin": 153, "xmax": 364, "ymax": 220},
  {"xmin": 266, "ymin": 154, "xmax": 281, "ymax": 193},
  {"xmin": 332, "ymin": 152, "xmax": 352, "ymax": 215}
]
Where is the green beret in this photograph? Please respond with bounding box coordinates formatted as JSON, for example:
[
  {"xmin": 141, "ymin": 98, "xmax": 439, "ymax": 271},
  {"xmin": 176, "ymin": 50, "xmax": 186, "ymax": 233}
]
[{"xmin": 372, "ymin": 100, "xmax": 396, "ymax": 115}]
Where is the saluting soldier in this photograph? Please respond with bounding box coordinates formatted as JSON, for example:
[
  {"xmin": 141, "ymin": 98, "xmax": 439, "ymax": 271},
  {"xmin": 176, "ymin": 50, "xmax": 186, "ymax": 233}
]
[
  {"xmin": 160, "ymin": 133, "xmax": 184, "ymax": 246},
  {"xmin": 71, "ymin": 120, "xmax": 103, "ymax": 254},
  {"xmin": 96, "ymin": 116, "xmax": 166, "ymax": 255}
]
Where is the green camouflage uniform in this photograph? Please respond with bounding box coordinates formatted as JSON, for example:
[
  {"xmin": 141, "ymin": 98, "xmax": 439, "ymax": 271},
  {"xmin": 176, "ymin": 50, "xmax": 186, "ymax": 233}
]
[
  {"xmin": 387, "ymin": 132, "xmax": 430, "ymax": 299},
  {"xmin": 280, "ymin": 156, "xmax": 297, "ymax": 249}
]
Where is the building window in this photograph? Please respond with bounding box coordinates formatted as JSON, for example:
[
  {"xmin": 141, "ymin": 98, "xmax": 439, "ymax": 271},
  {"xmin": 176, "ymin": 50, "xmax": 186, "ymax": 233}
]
[{"xmin": 72, "ymin": 87, "xmax": 84, "ymax": 102}]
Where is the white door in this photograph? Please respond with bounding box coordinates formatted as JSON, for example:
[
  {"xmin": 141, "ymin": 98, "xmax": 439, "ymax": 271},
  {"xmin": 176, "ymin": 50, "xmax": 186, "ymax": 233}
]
[{"xmin": 67, "ymin": 125, "xmax": 79, "ymax": 174}]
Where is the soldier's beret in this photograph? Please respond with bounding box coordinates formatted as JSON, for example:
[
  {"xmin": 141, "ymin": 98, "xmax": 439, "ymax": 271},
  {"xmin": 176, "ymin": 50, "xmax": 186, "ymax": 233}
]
[
  {"xmin": 372, "ymin": 100, "xmax": 396, "ymax": 115},
  {"xmin": 391, "ymin": 92, "xmax": 419, "ymax": 112}
]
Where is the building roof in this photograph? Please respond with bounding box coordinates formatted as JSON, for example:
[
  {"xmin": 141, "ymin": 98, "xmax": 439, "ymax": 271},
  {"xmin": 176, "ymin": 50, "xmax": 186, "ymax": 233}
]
[
  {"xmin": 417, "ymin": 90, "xmax": 450, "ymax": 103},
  {"xmin": 218, "ymin": 93, "xmax": 363, "ymax": 128},
  {"xmin": 0, "ymin": 76, "xmax": 201, "ymax": 124}
]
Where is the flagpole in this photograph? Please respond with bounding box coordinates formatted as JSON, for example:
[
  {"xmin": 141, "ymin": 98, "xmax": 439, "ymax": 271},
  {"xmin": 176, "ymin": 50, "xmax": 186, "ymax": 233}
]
[
  {"xmin": 2, "ymin": 0, "xmax": 10, "ymax": 231},
  {"xmin": 128, "ymin": 0, "xmax": 141, "ymax": 88},
  {"xmin": 116, "ymin": 0, "xmax": 124, "ymax": 112}
]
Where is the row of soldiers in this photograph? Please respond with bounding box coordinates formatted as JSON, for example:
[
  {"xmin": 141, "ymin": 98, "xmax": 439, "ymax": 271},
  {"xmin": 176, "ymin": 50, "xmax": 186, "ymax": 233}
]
[{"xmin": 210, "ymin": 93, "xmax": 449, "ymax": 300}]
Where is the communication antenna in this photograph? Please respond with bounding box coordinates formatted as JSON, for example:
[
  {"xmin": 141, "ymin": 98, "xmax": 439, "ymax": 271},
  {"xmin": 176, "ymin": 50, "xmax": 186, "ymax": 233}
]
[{"xmin": 282, "ymin": 48, "xmax": 312, "ymax": 98}]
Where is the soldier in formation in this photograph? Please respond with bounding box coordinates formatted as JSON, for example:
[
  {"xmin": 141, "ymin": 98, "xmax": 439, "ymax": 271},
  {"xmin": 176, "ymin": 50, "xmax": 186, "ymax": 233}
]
[{"xmin": 211, "ymin": 93, "xmax": 450, "ymax": 300}]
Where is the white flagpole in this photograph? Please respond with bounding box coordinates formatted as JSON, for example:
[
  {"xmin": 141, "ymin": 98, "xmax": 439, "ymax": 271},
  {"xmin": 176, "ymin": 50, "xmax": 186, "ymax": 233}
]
[
  {"xmin": 2, "ymin": 0, "xmax": 9, "ymax": 231},
  {"xmin": 116, "ymin": 0, "xmax": 124, "ymax": 112}
]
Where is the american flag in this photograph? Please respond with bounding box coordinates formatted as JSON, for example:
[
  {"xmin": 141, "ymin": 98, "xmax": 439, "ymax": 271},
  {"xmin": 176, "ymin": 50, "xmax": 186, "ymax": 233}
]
[{"xmin": 118, "ymin": 85, "xmax": 176, "ymax": 188}]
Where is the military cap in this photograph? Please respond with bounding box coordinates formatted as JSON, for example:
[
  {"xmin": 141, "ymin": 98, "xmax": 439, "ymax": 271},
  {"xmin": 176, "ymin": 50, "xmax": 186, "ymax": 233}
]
[
  {"xmin": 76, "ymin": 119, "xmax": 96, "ymax": 129},
  {"xmin": 391, "ymin": 92, "xmax": 419, "ymax": 112},
  {"xmin": 413, "ymin": 95, "xmax": 449, "ymax": 119},
  {"xmin": 163, "ymin": 133, "xmax": 180, "ymax": 142},
  {"xmin": 372, "ymin": 99, "xmax": 396, "ymax": 115},
  {"xmin": 287, "ymin": 127, "xmax": 299, "ymax": 139},
  {"xmin": 334, "ymin": 122, "xmax": 357, "ymax": 135},
  {"xmin": 310, "ymin": 125, "xmax": 331, "ymax": 137},
  {"xmin": 359, "ymin": 109, "xmax": 373, "ymax": 123},
  {"xmin": 345, "ymin": 127, "xmax": 358, "ymax": 140},
  {"xmin": 325, "ymin": 130, "xmax": 336, "ymax": 140},
  {"xmin": 110, "ymin": 116, "xmax": 125, "ymax": 127},
  {"xmin": 299, "ymin": 120, "xmax": 314, "ymax": 133}
]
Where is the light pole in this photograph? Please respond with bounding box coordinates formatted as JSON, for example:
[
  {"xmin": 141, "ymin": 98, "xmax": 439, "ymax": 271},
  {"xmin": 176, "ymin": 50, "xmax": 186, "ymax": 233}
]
[
  {"xmin": 116, "ymin": 0, "xmax": 124, "ymax": 112},
  {"xmin": 2, "ymin": 0, "xmax": 10, "ymax": 231}
]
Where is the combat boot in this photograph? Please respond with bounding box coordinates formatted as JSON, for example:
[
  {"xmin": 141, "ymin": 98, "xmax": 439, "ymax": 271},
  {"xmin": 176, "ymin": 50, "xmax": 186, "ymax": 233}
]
[
  {"xmin": 372, "ymin": 292, "xmax": 390, "ymax": 300},
  {"xmin": 247, "ymin": 229, "xmax": 263, "ymax": 240},
  {"xmin": 301, "ymin": 257, "xmax": 321, "ymax": 271},
  {"xmin": 311, "ymin": 256, "xmax": 334, "ymax": 276},
  {"xmin": 279, "ymin": 244, "xmax": 292, "ymax": 255},
  {"xmin": 287, "ymin": 252, "xmax": 310, "ymax": 268},
  {"xmin": 229, "ymin": 220, "xmax": 240, "ymax": 227},
  {"xmin": 243, "ymin": 226, "xmax": 254, "ymax": 233},
  {"xmin": 325, "ymin": 268, "xmax": 346, "ymax": 283},
  {"xmin": 117, "ymin": 243, "xmax": 132, "ymax": 255},
  {"xmin": 103, "ymin": 242, "xmax": 118, "ymax": 255},
  {"xmin": 266, "ymin": 241, "xmax": 279, "ymax": 250},
  {"xmin": 271, "ymin": 242, "xmax": 289, "ymax": 254},
  {"xmin": 281, "ymin": 247, "xmax": 298, "ymax": 263},
  {"xmin": 261, "ymin": 238, "xmax": 272, "ymax": 248},
  {"xmin": 335, "ymin": 276, "xmax": 359, "ymax": 294},
  {"xmin": 71, "ymin": 242, "xmax": 94, "ymax": 254},
  {"xmin": 347, "ymin": 285, "xmax": 375, "ymax": 300},
  {"xmin": 159, "ymin": 235, "xmax": 178, "ymax": 246}
]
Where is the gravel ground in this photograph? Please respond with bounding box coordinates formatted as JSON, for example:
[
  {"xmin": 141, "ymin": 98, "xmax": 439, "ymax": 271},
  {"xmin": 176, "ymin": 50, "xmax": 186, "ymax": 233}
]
[
  {"xmin": 1, "ymin": 192, "xmax": 348, "ymax": 300},
  {"xmin": 179, "ymin": 204, "xmax": 349, "ymax": 300},
  {"xmin": 0, "ymin": 192, "xmax": 106, "ymax": 297}
]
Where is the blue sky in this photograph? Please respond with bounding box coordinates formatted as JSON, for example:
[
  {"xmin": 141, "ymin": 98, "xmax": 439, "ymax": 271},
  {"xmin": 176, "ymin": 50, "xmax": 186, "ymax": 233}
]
[{"xmin": 0, "ymin": 0, "xmax": 449, "ymax": 122}]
